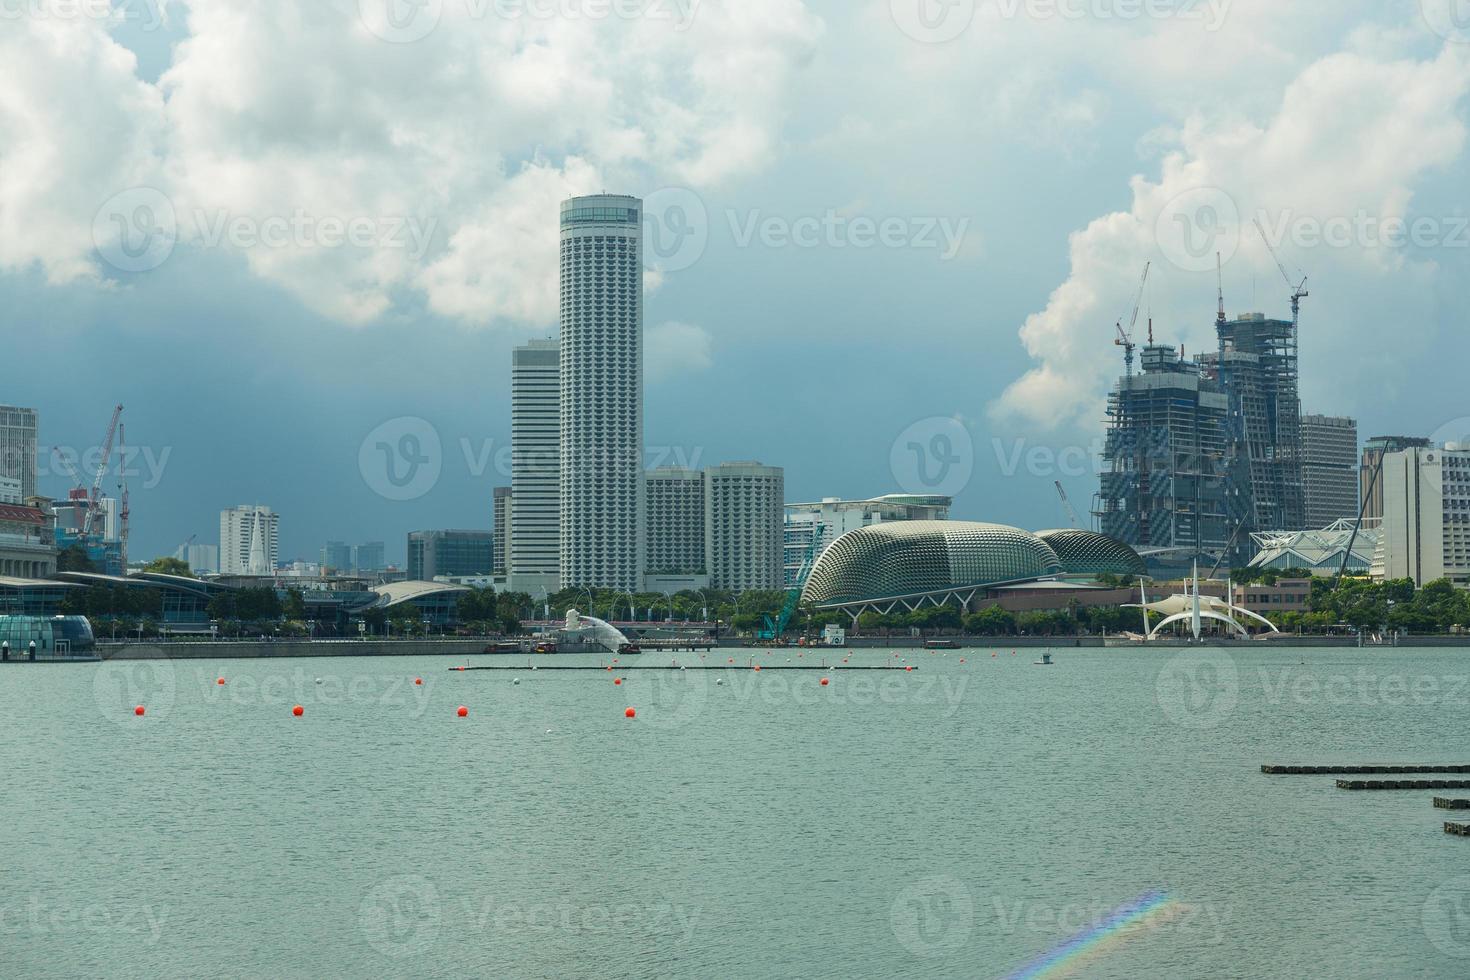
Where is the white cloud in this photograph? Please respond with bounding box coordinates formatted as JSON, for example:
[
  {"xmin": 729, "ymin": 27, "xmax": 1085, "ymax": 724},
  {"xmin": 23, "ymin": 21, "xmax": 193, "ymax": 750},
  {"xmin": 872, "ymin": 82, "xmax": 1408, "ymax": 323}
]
[
  {"xmin": 991, "ymin": 41, "xmax": 1470, "ymax": 432},
  {"xmin": 646, "ymin": 321, "xmax": 713, "ymax": 381}
]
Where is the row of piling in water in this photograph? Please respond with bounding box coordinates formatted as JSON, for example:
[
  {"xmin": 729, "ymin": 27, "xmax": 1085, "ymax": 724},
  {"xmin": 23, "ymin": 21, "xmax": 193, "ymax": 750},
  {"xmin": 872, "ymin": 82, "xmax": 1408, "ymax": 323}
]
[{"xmin": 1265, "ymin": 764, "xmax": 1470, "ymax": 837}]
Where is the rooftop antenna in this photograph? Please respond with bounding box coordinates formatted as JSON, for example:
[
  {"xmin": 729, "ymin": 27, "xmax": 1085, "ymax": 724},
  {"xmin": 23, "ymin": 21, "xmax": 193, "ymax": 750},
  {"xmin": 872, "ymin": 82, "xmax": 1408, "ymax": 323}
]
[{"xmin": 1215, "ymin": 252, "xmax": 1226, "ymax": 327}]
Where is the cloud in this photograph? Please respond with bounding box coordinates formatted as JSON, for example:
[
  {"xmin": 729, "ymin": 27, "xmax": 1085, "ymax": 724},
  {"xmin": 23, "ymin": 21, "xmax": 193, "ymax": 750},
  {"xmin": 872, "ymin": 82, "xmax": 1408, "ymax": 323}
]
[
  {"xmin": 0, "ymin": 16, "xmax": 167, "ymax": 283},
  {"xmin": 991, "ymin": 40, "xmax": 1470, "ymax": 432},
  {"xmin": 646, "ymin": 321, "xmax": 713, "ymax": 381}
]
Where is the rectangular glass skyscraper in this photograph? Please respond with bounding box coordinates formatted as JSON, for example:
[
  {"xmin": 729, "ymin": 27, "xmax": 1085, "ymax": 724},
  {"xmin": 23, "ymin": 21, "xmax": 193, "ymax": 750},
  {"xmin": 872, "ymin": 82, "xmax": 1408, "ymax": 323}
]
[
  {"xmin": 559, "ymin": 195, "xmax": 644, "ymax": 591},
  {"xmin": 511, "ymin": 339, "xmax": 560, "ymax": 592}
]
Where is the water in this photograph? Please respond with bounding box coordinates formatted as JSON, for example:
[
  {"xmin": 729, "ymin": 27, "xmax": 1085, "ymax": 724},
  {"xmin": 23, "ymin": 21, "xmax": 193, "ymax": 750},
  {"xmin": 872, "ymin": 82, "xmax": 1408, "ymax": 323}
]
[{"xmin": 4, "ymin": 646, "xmax": 1470, "ymax": 978}]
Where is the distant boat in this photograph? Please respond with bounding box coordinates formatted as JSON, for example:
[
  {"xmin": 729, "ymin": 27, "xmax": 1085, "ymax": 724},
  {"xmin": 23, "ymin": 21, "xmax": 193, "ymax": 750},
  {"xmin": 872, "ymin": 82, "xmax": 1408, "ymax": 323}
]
[
  {"xmin": 617, "ymin": 642, "xmax": 642, "ymax": 655},
  {"xmin": 1034, "ymin": 653, "xmax": 1054, "ymax": 665},
  {"xmin": 924, "ymin": 639, "xmax": 960, "ymax": 650}
]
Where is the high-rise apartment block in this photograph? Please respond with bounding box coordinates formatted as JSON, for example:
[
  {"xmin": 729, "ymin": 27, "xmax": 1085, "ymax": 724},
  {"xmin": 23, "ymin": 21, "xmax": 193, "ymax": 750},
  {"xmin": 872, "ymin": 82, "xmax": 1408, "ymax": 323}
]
[
  {"xmin": 1301, "ymin": 414, "xmax": 1359, "ymax": 528},
  {"xmin": 220, "ymin": 505, "xmax": 279, "ymax": 575},
  {"xmin": 0, "ymin": 405, "xmax": 38, "ymax": 500},
  {"xmin": 705, "ymin": 462, "xmax": 784, "ymax": 591},
  {"xmin": 1376, "ymin": 445, "xmax": 1470, "ymax": 589},
  {"xmin": 559, "ymin": 195, "xmax": 644, "ymax": 592},
  {"xmin": 511, "ymin": 338, "xmax": 560, "ymax": 593},
  {"xmin": 645, "ymin": 467, "xmax": 706, "ymax": 577}
]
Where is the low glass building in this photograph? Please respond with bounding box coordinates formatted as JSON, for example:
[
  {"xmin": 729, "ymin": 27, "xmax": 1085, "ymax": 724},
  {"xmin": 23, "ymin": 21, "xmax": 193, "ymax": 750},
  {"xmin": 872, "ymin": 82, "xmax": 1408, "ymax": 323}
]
[{"xmin": 0, "ymin": 615, "xmax": 96, "ymax": 660}]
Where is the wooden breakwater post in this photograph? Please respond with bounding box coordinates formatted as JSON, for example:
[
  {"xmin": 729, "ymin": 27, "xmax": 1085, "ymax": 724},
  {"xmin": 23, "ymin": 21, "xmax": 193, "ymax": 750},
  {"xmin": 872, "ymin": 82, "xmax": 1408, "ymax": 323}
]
[
  {"xmin": 1263, "ymin": 764, "xmax": 1470, "ymax": 775},
  {"xmin": 1337, "ymin": 779, "xmax": 1470, "ymax": 791},
  {"xmin": 1434, "ymin": 798, "xmax": 1470, "ymax": 810},
  {"xmin": 1445, "ymin": 822, "xmax": 1470, "ymax": 837}
]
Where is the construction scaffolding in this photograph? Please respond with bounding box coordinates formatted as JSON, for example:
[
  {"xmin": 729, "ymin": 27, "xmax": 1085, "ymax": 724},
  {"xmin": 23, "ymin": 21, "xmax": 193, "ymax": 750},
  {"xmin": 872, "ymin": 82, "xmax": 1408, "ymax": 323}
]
[{"xmin": 1096, "ymin": 344, "xmax": 1232, "ymax": 574}]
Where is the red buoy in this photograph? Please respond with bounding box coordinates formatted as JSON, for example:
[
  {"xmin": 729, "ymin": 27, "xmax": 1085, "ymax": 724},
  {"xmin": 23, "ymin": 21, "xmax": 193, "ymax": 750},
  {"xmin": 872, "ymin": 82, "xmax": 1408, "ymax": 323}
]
[
  {"xmin": 457, "ymin": 666, "xmax": 467, "ymax": 671},
  {"xmin": 905, "ymin": 666, "xmax": 913, "ymax": 672},
  {"xmin": 216, "ymin": 677, "xmax": 225, "ymax": 686},
  {"xmin": 820, "ymin": 677, "xmax": 829, "ymax": 686},
  {"xmin": 292, "ymin": 705, "xmax": 304, "ymax": 717},
  {"xmin": 960, "ymin": 659, "xmax": 966, "ymax": 663},
  {"xmin": 457, "ymin": 705, "xmax": 468, "ymax": 718},
  {"xmin": 614, "ymin": 678, "xmax": 623, "ymax": 686},
  {"xmin": 414, "ymin": 677, "xmax": 423, "ymax": 685},
  {"xmin": 134, "ymin": 705, "xmax": 145, "ymax": 716},
  {"xmin": 753, "ymin": 665, "xmax": 762, "ymax": 671},
  {"xmin": 625, "ymin": 707, "xmax": 636, "ymax": 718}
]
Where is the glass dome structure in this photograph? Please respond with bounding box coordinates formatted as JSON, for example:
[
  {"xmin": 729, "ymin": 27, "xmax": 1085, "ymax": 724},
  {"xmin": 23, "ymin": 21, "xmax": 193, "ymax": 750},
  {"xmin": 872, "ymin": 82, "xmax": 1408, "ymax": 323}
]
[
  {"xmin": 1034, "ymin": 529, "xmax": 1147, "ymax": 577},
  {"xmin": 801, "ymin": 521, "xmax": 1065, "ymax": 607}
]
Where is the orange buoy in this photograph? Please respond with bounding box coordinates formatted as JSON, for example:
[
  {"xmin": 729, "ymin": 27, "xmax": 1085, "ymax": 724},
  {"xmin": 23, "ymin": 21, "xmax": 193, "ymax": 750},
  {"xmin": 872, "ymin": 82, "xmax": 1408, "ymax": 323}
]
[
  {"xmin": 992, "ymin": 652, "xmax": 997, "ymax": 658},
  {"xmin": 216, "ymin": 677, "xmax": 225, "ymax": 686},
  {"xmin": 606, "ymin": 665, "xmax": 613, "ymax": 671},
  {"xmin": 625, "ymin": 707, "xmax": 636, "ymax": 718},
  {"xmin": 820, "ymin": 677, "xmax": 829, "ymax": 686},
  {"xmin": 728, "ymin": 657, "xmax": 734, "ymax": 663},
  {"xmin": 905, "ymin": 666, "xmax": 913, "ymax": 672},
  {"xmin": 414, "ymin": 677, "xmax": 423, "ymax": 685},
  {"xmin": 292, "ymin": 705, "xmax": 304, "ymax": 716},
  {"xmin": 960, "ymin": 658, "xmax": 966, "ymax": 664},
  {"xmin": 753, "ymin": 665, "xmax": 762, "ymax": 671},
  {"xmin": 614, "ymin": 678, "xmax": 623, "ymax": 686},
  {"xmin": 134, "ymin": 705, "xmax": 145, "ymax": 716},
  {"xmin": 457, "ymin": 705, "xmax": 468, "ymax": 718}
]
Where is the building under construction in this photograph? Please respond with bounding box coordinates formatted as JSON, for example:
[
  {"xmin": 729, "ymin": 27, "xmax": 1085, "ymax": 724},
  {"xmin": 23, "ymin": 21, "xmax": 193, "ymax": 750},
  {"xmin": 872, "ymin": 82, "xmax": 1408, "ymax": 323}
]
[{"xmin": 1096, "ymin": 344, "xmax": 1233, "ymax": 575}]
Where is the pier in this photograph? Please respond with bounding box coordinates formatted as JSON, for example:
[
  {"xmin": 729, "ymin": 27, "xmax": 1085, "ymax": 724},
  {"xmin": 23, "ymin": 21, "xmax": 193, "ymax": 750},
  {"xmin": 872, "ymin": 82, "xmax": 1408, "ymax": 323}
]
[
  {"xmin": 1433, "ymin": 798, "xmax": 1470, "ymax": 810},
  {"xmin": 1262, "ymin": 764, "xmax": 1470, "ymax": 775},
  {"xmin": 1336, "ymin": 779, "xmax": 1470, "ymax": 790},
  {"xmin": 1445, "ymin": 822, "xmax": 1470, "ymax": 837}
]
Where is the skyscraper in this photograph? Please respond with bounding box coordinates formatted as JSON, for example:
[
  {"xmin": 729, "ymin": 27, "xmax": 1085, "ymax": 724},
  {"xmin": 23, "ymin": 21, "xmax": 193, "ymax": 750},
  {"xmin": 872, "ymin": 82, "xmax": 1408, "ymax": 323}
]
[
  {"xmin": 1201, "ymin": 312, "xmax": 1306, "ymax": 544},
  {"xmin": 705, "ymin": 462, "xmax": 784, "ymax": 591},
  {"xmin": 1097, "ymin": 345, "xmax": 1231, "ymax": 575},
  {"xmin": 511, "ymin": 338, "xmax": 560, "ymax": 593},
  {"xmin": 407, "ymin": 530, "xmax": 494, "ymax": 580},
  {"xmin": 559, "ymin": 194, "xmax": 644, "ymax": 591},
  {"xmin": 492, "ymin": 486, "xmax": 512, "ymax": 577},
  {"xmin": 220, "ymin": 505, "xmax": 278, "ymax": 575},
  {"xmin": 0, "ymin": 405, "xmax": 38, "ymax": 500},
  {"xmin": 1301, "ymin": 414, "xmax": 1359, "ymax": 527},
  {"xmin": 354, "ymin": 541, "xmax": 385, "ymax": 572},
  {"xmin": 1361, "ymin": 436, "xmax": 1431, "ymax": 523},
  {"xmin": 1376, "ymin": 445, "xmax": 1470, "ymax": 588},
  {"xmin": 645, "ymin": 467, "xmax": 706, "ymax": 577},
  {"xmin": 321, "ymin": 541, "xmax": 353, "ymax": 572}
]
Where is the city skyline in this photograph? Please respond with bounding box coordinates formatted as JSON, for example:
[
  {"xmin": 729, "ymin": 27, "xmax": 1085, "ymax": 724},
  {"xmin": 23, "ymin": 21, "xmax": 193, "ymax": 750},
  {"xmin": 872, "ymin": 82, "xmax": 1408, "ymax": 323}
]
[{"xmin": 3, "ymin": 5, "xmax": 1469, "ymax": 565}]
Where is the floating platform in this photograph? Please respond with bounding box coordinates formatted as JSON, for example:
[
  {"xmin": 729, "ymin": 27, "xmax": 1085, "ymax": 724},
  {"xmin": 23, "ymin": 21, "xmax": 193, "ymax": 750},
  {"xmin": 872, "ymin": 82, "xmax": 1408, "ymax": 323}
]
[
  {"xmin": 448, "ymin": 664, "xmax": 915, "ymax": 672},
  {"xmin": 1445, "ymin": 822, "xmax": 1470, "ymax": 837},
  {"xmin": 1263, "ymin": 765, "xmax": 1470, "ymax": 775},
  {"xmin": 1434, "ymin": 798, "xmax": 1470, "ymax": 810},
  {"xmin": 1336, "ymin": 779, "xmax": 1470, "ymax": 790}
]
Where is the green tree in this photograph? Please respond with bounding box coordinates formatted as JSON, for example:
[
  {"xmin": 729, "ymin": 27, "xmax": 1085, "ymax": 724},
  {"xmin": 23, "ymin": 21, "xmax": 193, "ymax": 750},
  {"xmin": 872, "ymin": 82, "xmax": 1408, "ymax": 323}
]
[
  {"xmin": 142, "ymin": 557, "xmax": 194, "ymax": 577},
  {"xmin": 57, "ymin": 544, "xmax": 96, "ymax": 573}
]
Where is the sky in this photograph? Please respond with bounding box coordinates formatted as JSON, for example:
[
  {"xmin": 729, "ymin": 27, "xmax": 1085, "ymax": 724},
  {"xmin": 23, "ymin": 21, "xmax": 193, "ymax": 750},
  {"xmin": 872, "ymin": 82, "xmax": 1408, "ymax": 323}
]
[{"xmin": 2, "ymin": 0, "xmax": 1469, "ymax": 565}]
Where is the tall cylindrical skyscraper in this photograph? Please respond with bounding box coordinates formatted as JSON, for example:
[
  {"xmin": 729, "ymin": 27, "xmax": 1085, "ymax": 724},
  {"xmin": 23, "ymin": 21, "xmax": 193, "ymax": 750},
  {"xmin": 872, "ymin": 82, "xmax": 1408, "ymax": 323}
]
[{"xmin": 559, "ymin": 195, "xmax": 644, "ymax": 591}]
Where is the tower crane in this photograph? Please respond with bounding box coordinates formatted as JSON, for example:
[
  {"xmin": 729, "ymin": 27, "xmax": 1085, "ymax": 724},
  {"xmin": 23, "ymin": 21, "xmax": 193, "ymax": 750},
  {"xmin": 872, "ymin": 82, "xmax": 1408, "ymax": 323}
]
[
  {"xmin": 1254, "ymin": 218, "xmax": 1309, "ymax": 328},
  {"xmin": 1054, "ymin": 482, "xmax": 1080, "ymax": 529},
  {"xmin": 80, "ymin": 405, "xmax": 123, "ymax": 539},
  {"xmin": 1114, "ymin": 262, "xmax": 1151, "ymax": 379},
  {"xmin": 117, "ymin": 422, "xmax": 130, "ymax": 569}
]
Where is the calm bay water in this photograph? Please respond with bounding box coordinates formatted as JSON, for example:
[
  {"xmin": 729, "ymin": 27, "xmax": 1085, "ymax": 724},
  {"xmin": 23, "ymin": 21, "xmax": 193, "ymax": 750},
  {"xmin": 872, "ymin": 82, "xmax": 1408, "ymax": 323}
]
[{"xmin": 4, "ymin": 645, "xmax": 1470, "ymax": 978}]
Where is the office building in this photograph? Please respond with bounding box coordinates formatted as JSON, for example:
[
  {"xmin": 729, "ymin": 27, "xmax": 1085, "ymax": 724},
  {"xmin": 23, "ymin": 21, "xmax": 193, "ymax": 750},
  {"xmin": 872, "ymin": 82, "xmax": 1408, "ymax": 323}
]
[
  {"xmin": 1361, "ymin": 436, "xmax": 1432, "ymax": 523},
  {"xmin": 1301, "ymin": 414, "xmax": 1359, "ymax": 527},
  {"xmin": 219, "ymin": 505, "xmax": 279, "ymax": 576},
  {"xmin": 705, "ymin": 462, "xmax": 784, "ymax": 591},
  {"xmin": 183, "ymin": 543, "xmax": 219, "ymax": 575},
  {"xmin": 407, "ymin": 530, "xmax": 494, "ymax": 581},
  {"xmin": 646, "ymin": 467, "xmax": 706, "ymax": 579},
  {"xmin": 0, "ymin": 477, "xmax": 20, "ymax": 505},
  {"xmin": 1200, "ymin": 312, "xmax": 1306, "ymax": 538},
  {"xmin": 512, "ymin": 338, "xmax": 560, "ymax": 593},
  {"xmin": 0, "ymin": 405, "xmax": 38, "ymax": 501},
  {"xmin": 321, "ymin": 541, "xmax": 353, "ymax": 573},
  {"xmin": 1097, "ymin": 345, "xmax": 1232, "ymax": 575},
  {"xmin": 492, "ymin": 487, "xmax": 512, "ymax": 577},
  {"xmin": 783, "ymin": 494, "xmax": 952, "ymax": 588},
  {"xmin": 559, "ymin": 194, "xmax": 644, "ymax": 591},
  {"xmin": 354, "ymin": 541, "xmax": 385, "ymax": 573},
  {"xmin": 1375, "ymin": 445, "xmax": 1470, "ymax": 589}
]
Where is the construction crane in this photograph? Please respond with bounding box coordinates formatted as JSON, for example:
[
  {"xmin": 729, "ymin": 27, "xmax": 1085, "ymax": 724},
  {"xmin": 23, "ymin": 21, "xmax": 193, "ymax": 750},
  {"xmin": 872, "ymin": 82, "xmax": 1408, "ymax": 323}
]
[
  {"xmin": 174, "ymin": 534, "xmax": 197, "ymax": 561},
  {"xmin": 1054, "ymin": 481, "xmax": 1080, "ymax": 529},
  {"xmin": 117, "ymin": 422, "xmax": 130, "ymax": 570},
  {"xmin": 1114, "ymin": 261, "xmax": 1151, "ymax": 378},
  {"xmin": 759, "ymin": 523, "xmax": 824, "ymax": 642},
  {"xmin": 1253, "ymin": 218, "xmax": 1309, "ymax": 328},
  {"xmin": 80, "ymin": 404, "xmax": 123, "ymax": 539}
]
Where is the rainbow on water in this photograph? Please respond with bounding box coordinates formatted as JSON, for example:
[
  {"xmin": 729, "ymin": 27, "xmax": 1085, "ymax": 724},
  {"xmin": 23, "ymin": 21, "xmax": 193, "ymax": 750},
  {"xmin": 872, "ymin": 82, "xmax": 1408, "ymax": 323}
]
[{"xmin": 1003, "ymin": 889, "xmax": 1183, "ymax": 979}]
